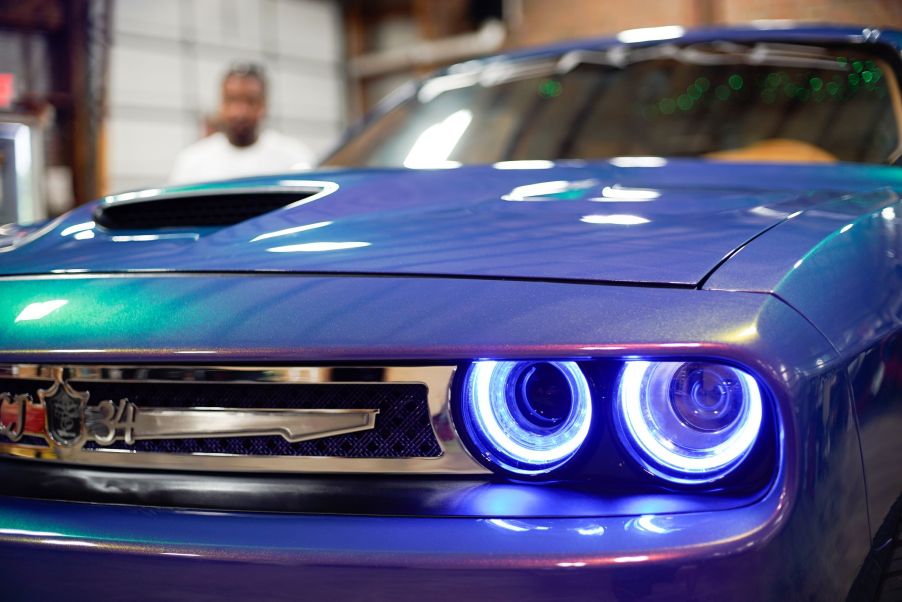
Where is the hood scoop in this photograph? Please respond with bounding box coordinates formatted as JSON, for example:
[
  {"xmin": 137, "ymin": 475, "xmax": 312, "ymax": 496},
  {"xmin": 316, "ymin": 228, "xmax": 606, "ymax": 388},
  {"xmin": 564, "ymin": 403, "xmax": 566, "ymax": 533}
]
[{"xmin": 94, "ymin": 183, "xmax": 329, "ymax": 230}]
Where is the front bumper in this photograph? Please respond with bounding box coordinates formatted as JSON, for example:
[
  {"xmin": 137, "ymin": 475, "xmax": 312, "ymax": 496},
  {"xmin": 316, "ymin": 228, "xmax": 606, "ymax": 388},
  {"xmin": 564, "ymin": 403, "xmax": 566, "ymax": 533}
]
[
  {"xmin": 0, "ymin": 276, "xmax": 875, "ymax": 599},
  {"xmin": 0, "ymin": 482, "xmax": 866, "ymax": 601}
]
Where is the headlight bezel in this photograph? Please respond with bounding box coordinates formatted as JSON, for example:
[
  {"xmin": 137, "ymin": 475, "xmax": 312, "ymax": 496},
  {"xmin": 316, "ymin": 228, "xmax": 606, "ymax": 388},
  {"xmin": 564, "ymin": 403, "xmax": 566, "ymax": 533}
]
[
  {"xmin": 454, "ymin": 359, "xmax": 597, "ymax": 476},
  {"xmin": 613, "ymin": 360, "xmax": 766, "ymax": 485},
  {"xmin": 451, "ymin": 356, "xmax": 780, "ymax": 491}
]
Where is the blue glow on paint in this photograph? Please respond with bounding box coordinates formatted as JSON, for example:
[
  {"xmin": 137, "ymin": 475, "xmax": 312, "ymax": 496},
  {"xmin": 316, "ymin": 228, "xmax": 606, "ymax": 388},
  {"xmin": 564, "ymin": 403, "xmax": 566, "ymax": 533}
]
[
  {"xmin": 616, "ymin": 361, "xmax": 763, "ymax": 484},
  {"xmin": 462, "ymin": 360, "xmax": 592, "ymax": 475}
]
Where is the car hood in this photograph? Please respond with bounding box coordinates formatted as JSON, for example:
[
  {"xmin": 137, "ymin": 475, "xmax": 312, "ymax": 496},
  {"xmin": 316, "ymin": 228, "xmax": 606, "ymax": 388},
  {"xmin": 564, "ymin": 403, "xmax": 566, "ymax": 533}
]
[{"xmin": 4, "ymin": 160, "xmax": 901, "ymax": 285}]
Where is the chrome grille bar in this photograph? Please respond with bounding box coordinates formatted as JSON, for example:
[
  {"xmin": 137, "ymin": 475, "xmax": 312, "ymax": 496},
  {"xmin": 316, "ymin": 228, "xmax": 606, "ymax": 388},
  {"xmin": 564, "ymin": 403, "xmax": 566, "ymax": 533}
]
[{"xmin": 0, "ymin": 364, "xmax": 489, "ymax": 475}]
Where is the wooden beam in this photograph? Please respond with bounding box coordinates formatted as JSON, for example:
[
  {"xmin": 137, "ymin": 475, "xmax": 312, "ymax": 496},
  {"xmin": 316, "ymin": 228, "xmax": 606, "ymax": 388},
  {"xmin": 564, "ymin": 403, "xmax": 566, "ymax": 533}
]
[
  {"xmin": 344, "ymin": 0, "xmax": 368, "ymax": 122},
  {"xmin": 692, "ymin": 0, "xmax": 717, "ymax": 26},
  {"xmin": 0, "ymin": 0, "xmax": 65, "ymax": 32},
  {"xmin": 68, "ymin": 0, "xmax": 93, "ymax": 204}
]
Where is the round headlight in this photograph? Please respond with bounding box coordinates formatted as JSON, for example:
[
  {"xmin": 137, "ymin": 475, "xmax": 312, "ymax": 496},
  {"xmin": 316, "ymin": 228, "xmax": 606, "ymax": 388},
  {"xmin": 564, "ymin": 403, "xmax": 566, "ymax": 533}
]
[
  {"xmin": 616, "ymin": 361, "xmax": 763, "ymax": 484},
  {"xmin": 460, "ymin": 360, "xmax": 593, "ymax": 475}
]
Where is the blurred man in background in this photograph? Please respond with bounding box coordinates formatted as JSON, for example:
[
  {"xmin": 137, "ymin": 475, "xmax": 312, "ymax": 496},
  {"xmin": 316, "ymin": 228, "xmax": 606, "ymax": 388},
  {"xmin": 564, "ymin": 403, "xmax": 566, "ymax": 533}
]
[{"xmin": 170, "ymin": 63, "xmax": 314, "ymax": 184}]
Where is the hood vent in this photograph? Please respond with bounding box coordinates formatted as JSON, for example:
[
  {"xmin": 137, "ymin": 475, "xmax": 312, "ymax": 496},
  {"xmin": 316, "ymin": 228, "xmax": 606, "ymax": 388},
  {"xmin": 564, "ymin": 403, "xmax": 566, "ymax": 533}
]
[{"xmin": 94, "ymin": 186, "xmax": 325, "ymax": 230}]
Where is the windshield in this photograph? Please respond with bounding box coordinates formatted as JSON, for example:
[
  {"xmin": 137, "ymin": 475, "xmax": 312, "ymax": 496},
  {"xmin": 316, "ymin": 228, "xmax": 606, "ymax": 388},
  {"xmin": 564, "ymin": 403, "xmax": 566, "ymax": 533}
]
[{"xmin": 327, "ymin": 42, "xmax": 901, "ymax": 167}]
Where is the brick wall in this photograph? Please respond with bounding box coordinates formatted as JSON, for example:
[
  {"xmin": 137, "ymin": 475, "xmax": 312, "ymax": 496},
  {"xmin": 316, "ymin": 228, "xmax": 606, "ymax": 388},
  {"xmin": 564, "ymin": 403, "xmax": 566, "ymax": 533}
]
[
  {"xmin": 509, "ymin": 0, "xmax": 902, "ymax": 47},
  {"xmin": 510, "ymin": 0, "xmax": 694, "ymax": 47},
  {"xmin": 719, "ymin": 0, "xmax": 902, "ymax": 25}
]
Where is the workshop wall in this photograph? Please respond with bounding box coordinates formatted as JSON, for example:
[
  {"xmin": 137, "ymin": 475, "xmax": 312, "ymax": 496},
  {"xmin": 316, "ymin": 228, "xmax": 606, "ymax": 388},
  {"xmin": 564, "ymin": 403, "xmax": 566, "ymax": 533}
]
[{"xmin": 107, "ymin": 0, "xmax": 345, "ymax": 193}]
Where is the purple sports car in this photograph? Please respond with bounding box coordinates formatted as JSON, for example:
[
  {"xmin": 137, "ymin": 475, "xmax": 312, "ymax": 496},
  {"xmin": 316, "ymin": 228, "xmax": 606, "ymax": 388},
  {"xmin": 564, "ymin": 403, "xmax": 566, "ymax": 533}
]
[{"xmin": 1, "ymin": 23, "xmax": 901, "ymax": 601}]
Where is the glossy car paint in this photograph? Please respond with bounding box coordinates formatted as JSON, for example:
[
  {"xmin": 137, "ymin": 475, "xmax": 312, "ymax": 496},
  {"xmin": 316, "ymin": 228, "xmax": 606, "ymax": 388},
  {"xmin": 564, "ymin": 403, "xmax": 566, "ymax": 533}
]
[
  {"xmin": 1, "ymin": 23, "xmax": 901, "ymax": 600},
  {"xmin": 704, "ymin": 177, "xmax": 902, "ymax": 545},
  {"xmin": 4, "ymin": 162, "xmax": 902, "ymax": 286},
  {"xmin": 0, "ymin": 274, "xmax": 869, "ymax": 599}
]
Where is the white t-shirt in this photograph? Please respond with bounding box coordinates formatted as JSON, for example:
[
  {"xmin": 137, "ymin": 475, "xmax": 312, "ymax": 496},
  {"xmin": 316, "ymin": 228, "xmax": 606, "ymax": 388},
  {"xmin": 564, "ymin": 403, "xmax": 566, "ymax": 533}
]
[{"xmin": 169, "ymin": 130, "xmax": 316, "ymax": 184}]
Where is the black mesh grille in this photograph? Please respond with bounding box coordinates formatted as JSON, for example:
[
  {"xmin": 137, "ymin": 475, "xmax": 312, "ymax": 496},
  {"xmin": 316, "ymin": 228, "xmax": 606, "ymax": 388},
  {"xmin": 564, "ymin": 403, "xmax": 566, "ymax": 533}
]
[
  {"xmin": 94, "ymin": 191, "xmax": 314, "ymax": 229},
  {"xmin": 0, "ymin": 378, "xmax": 441, "ymax": 458}
]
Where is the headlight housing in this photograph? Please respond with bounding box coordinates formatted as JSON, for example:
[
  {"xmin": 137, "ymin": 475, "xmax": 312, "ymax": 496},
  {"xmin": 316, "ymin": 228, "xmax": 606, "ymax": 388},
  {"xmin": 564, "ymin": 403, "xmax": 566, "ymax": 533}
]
[
  {"xmin": 458, "ymin": 360, "xmax": 593, "ymax": 475},
  {"xmin": 454, "ymin": 357, "xmax": 773, "ymax": 488},
  {"xmin": 615, "ymin": 361, "xmax": 764, "ymax": 484}
]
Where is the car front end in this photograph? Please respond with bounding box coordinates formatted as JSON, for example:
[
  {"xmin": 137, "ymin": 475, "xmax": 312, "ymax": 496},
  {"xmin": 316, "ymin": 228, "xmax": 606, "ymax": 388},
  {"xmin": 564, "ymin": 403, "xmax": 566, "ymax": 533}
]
[{"xmin": 3, "ymin": 23, "xmax": 902, "ymax": 601}]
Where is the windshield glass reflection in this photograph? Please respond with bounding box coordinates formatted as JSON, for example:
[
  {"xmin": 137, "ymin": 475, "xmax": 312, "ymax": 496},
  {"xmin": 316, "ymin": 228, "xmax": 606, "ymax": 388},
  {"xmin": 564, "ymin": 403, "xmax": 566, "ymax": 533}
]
[{"xmin": 327, "ymin": 43, "xmax": 898, "ymax": 167}]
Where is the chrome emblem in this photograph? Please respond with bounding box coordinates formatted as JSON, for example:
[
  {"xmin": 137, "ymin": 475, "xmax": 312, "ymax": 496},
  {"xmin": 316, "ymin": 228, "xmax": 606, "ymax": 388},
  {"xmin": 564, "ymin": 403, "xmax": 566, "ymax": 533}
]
[
  {"xmin": 40, "ymin": 377, "xmax": 89, "ymax": 446},
  {"xmin": 0, "ymin": 371, "xmax": 378, "ymax": 450}
]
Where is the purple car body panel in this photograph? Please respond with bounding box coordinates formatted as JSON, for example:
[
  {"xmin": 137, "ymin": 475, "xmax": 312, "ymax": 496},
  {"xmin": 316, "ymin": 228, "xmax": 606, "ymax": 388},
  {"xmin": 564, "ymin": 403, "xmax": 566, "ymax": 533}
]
[{"xmin": 4, "ymin": 161, "xmax": 902, "ymax": 285}]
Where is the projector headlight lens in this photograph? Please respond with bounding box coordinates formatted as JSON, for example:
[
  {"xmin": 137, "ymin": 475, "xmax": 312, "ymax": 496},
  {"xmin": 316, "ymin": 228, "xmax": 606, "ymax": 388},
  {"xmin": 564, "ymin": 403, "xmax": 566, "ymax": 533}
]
[
  {"xmin": 616, "ymin": 361, "xmax": 764, "ymax": 483},
  {"xmin": 460, "ymin": 360, "xmax": 593, "ymax": 475}
]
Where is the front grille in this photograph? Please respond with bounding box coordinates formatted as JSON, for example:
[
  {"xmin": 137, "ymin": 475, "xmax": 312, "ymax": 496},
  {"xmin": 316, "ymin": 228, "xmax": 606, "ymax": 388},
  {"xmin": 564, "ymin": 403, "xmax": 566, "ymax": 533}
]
[
  {"xmin": 0, "ymin": 364, "xmax": 484, "ymax": 475},
  {"xmin": 0, "ymin": 378, "xmax": 441, "ymax": 458}
]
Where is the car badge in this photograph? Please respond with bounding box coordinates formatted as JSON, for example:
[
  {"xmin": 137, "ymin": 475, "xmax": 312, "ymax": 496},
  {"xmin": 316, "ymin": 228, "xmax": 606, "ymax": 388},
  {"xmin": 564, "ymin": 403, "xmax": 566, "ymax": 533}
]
[
  {"xmin": 0, "ymin": 370, "xmax": 378, "ymax": 449},
  {"xmin": 39, "ymin": 376, "xmax": 89, "ymax": 446}
]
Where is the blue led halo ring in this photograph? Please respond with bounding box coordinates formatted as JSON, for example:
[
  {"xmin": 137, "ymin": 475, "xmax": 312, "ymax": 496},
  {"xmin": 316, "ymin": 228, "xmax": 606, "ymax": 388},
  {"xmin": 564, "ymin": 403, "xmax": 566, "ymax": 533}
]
[
  {"xmin": 458, "ymin": 360, "xmax": 594, "ymax": 476},
  {"xmin": 615, "ymin": 360, "xmax": 765, "ymax": 485}
]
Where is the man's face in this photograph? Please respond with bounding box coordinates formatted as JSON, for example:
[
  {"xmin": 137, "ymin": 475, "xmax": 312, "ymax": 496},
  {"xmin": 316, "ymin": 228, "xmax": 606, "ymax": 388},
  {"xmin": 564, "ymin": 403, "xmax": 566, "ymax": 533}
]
[{"xmin": 220, "ymin": 75, "xmax": 265, "ymax": 147}]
